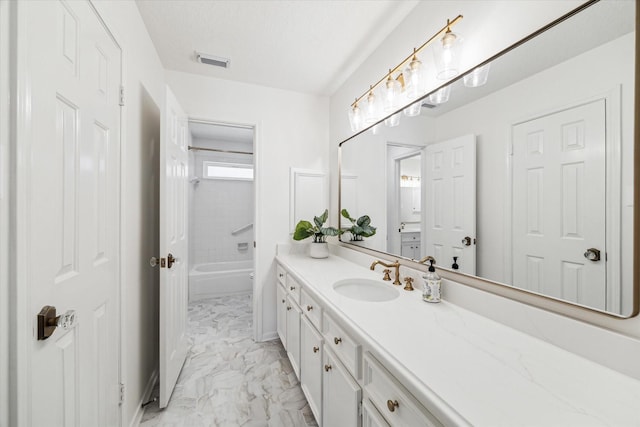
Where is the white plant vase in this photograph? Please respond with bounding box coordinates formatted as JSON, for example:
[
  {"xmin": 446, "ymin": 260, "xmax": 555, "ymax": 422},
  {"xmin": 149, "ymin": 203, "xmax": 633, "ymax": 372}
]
[{"xmin": 309, "ymin": 242, "xmax": 329, "ymax": 259}]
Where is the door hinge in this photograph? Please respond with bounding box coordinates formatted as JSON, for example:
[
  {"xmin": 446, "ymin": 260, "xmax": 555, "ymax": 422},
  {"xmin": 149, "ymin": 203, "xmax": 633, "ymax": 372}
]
[
  {"xmin": 119, "ymin": 85, "xmax": 125, "ymax": 107},
  {"xmin": 119, "ymin": 383, "xmax": 125, "ymax": 405},
  {"xmin": 358, "ymin": 400, "xmax": 363, "ymax": 416}
]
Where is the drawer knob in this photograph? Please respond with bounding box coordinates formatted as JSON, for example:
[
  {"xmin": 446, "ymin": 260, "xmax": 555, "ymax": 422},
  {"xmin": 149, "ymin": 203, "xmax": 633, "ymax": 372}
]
[
  {"xmin": 324, "ymin": 364, "xmax": 332, "ymax": 372},
  {"xmin": 281, "ymin": 299, "xmax": 285, "ymax": 304},
  {"xmin": 279, "ymin": 273, "xmax": 284, "ymax": 277},
  {"xmin": 286, "ymin": 306, "xmax": 292, "ymax": 311},
  {"xmin": 290, "ymin": 286, "xmax": 296, "ymax": 291},
  {"xmin": 313, "ymin": 346, "xmax": 319, "ymax": 353},
  {"xmin": 334, "ymin": 337, "xmax": 342, "ymax": 345},
  {"xmin": 306, "ymin": 305, "xmax": 313, "ymax": 311},
  {"xmin": 387, "ymin": 399, "xmax": 399, "ymax": 412}
]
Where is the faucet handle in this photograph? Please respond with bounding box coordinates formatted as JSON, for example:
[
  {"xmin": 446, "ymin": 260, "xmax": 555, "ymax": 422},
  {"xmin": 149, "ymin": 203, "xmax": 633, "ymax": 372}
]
[
  {"xmin": 382, "ymin": 269, "xmax": 392, "ymax": 281},
  {"xmin": 403, "ymin": 277, "xmax": 414, "ymax": 291}
]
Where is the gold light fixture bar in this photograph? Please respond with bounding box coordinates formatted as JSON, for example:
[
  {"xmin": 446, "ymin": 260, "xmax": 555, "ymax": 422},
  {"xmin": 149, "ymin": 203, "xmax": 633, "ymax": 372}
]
[{"xmin": 350, "ymin": 15, "xmax": 463, "ymax": 108}]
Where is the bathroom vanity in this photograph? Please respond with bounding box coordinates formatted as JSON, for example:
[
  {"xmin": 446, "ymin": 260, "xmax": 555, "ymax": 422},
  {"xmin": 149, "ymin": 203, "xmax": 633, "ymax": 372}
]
[{"xmin": 275, "ymin": 247, "xmax": 640, "ymax": 427}]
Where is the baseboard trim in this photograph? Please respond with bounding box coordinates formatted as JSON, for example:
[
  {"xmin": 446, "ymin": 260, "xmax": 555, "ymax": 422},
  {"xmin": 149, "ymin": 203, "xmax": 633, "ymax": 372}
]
[
  {"xmin": 260, "ymin": 330, "xmax": 279, "ymax": 342},
  {"xmin": 129, "ymin": 367, "xmax": 158, "ymax": 427}
]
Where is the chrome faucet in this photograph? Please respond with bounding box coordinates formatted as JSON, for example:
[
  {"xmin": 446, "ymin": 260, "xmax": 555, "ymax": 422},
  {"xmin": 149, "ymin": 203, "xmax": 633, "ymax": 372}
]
[{"xmin": 370, "ymin": 260, "xmax": 401, "ymax": 286}]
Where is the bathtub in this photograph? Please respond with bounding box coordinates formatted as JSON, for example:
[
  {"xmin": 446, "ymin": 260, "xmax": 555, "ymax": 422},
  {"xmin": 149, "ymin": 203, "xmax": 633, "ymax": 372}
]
[{"xmin": 189, "ymin": 260, "xmax": 254, "ymax": 301}]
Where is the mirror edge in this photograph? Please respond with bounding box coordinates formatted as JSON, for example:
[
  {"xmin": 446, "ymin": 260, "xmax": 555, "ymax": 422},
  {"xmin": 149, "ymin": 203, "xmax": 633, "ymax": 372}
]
[{"xmin": 337, "ymin": 0, "xmax": 640, "ymax": 320}]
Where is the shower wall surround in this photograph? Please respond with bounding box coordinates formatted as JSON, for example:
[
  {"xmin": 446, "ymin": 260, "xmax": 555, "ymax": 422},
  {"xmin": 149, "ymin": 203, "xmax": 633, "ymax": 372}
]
[{"xmin": 189, "ymin": 138, "xmax": 254, "ymax": 267}]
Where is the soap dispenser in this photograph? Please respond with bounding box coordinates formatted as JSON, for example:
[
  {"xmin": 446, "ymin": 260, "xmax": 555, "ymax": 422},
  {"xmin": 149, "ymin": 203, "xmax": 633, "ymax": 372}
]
[{"xmin": 422, "ymin": 259, "xmax": 441, "ymax": 303}]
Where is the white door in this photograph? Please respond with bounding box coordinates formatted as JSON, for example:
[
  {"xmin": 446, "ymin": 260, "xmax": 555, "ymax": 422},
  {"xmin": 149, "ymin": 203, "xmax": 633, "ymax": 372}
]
[
  {"xmin": 159, "ymin": 87, "xmax": 189, "ymax": 408},
  {"xmin": 16, "ymin": 1, "xmax": 121, "ymax": 425},
  {"xmin": 424, "ymin": 135, "xmax": 476, "ymax": 274},
  {"xmin": 512, "ymin": 100, "xmax": 606, "ymax": 309}
]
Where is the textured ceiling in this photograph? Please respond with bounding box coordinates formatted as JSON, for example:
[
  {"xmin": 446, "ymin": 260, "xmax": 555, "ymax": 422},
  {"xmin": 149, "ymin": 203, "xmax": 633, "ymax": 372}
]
[{"xmin": 136, "ymin": 0, "xmax": 419, "ymax": 96}]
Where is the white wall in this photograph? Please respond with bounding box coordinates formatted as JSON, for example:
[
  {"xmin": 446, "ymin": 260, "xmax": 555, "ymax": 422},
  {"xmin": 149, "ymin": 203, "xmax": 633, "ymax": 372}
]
[
  {"xmin": 330, "ymin": 0, "xmax": 640, "ymax": 379},
  {"xmin": 166, "ymin": 70, "xmax": 330, "ymax": 341},
  {"xmin": 91, "ymin": 2, "xmax": 165, "ymax": 426}
]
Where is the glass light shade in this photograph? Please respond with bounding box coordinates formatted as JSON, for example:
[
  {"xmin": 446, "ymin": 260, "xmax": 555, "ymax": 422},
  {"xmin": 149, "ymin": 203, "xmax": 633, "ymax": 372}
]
[
  {"xmin": 433, "ymin": 30, "xmax": 461, "ymax": 80},
  {"xmin": 371, "ymin": 123, "xmax": 382, "ymax": 135},
  {"xmin": 382, "ymin": 77, "xmax": 402, "ymax": 113},
  {"xmin": 364, "ymin": 91, "xmax": 383, "ymax": 124},
  {"xmin": 348, "ymin": 104, "xmax": 363, "ymax": 132},
  {"xmin": 463, "ymin": 63, "xmax": 491, "ymax": 87},
  {"xmin": 428, "ymin": 85, "xmax": 451, "ymax": 104},
  {"xmin": 384, "ymin": 112, "xmax": 401, "ymax": 127},
  {"xmin": 404, "ymin": 56, "xmax": 427, "ymax": 100},
  {"xmin": 403, "ymin": 100, "xmax": 422, "ymax": 117}
]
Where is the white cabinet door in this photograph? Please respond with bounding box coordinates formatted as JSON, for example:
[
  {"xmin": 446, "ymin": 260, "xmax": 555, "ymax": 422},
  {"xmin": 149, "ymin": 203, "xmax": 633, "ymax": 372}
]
[
  {"xmin": 277, "ymin": 284, "xmax": 287, "ymax": 347},
  {"xmin": 323, "ymin": 348, "xmax": 362, "ymax": 427},
  {"xmin": 286, "ymin": 295, "xmax": 302, "ymax": 379},
  {"xmin": 301, "ymin": 316, "xmax": 323, "ymax": 425},
  {"xmin": 424, "ymin": 135, "xmax": 476, "ymax": 274},
  {"xmin": 17, "ymin": 1, "xmax": 121, "ymax": 425},
  {"xmin": 512, "ymin": 99, "xmax": 607, "ymax": 309},
  {"xmin": 363, "ymin": 399, "xmax": 391, "ymax": 427},
  {"xmin": 159, "ymin": 86, "xmax": 190, "ymax": 408}
]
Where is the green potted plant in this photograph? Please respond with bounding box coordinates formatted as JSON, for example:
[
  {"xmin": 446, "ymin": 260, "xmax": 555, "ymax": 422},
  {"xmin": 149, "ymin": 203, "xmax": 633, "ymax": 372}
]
[
  {"xmin": 293, "ymin": 209, "xmax": 340, "ymax": 258},
  {"xmin": 341, "ymin": 209, "xmax": 376, "ymax": 241}
]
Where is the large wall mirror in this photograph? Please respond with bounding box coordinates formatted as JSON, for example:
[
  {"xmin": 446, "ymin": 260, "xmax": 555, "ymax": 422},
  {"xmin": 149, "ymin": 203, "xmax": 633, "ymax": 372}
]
[{"xmin": 339, "ymin": 0, "xmax": 637, "ymax": 317}]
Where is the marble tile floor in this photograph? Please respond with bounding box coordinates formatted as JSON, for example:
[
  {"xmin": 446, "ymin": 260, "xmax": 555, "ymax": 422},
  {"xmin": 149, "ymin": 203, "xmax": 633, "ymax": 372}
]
[{"xmin": 140, "ymin": 293, "xmax": 318, "ymax": 427}]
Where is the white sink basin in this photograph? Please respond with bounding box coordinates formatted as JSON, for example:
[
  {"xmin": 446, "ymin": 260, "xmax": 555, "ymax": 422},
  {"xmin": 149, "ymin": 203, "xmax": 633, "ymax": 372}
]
[{"xmin": 333, "ymin": 278, "xmax": 400, "ymax": 302}]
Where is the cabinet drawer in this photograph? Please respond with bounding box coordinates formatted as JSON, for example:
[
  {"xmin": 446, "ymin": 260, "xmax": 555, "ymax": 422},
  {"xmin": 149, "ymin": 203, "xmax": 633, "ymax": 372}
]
[
  {"xmin": 322, "ymin": 313, "xmax": 361, "ymax": 379},
  {"xmin": 400, "ymin": 232, "xmax": 420, "ymax": 242},
  {"xmin": 286, "ymin": 275, "xmax": 301, "ymax": 304},
  {"xmin": 363, "ymin": 398, "xmax": 391, "ymax": 427},
  {"xmin": 277, "ymin": 264, "xmax": 287, "ymax": 286},
  {"xmin": 363, "ymin": 353, "xmax": 443, "ymax": 427},
  {"xmin": 301, "ymin": 288, "xmax": 322, "ymax": 329}
]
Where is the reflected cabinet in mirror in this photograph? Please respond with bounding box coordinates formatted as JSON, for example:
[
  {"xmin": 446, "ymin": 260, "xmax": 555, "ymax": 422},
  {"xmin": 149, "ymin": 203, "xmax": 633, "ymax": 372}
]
[{"xmin": 339, "ymin": 0, "xmax": 636, "ymax": 317}]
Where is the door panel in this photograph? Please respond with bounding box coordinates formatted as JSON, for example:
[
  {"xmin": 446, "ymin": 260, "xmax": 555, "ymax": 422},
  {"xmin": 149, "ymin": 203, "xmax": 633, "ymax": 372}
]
[
  {"xmin": 512, "ymin": 100, "xmax": 606, "ymax": 309},
  {"xmin": 424, "ymin": 135, "xmax": 476, "ymax": 274},
  {"xmin": 20, "ymin": 1, "xmax": 122, "ymax": 425},
  {"xmin": 159, "ymin": 86, "xmax": 189, "ymax": 408}
]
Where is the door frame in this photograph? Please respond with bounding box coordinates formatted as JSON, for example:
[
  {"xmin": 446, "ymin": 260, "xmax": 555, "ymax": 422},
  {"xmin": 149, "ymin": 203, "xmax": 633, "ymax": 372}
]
[
  {"xmin": 386, "ymin": 142, "xmax": 424, "ymax": 255},
  {"xmin": 504, "ymin": 88, "xmax": 622, "ymax": 312},
  {"xmin": 8, "ymin": 1, "xmax": 124, "ymax": 424},
  {"xmin": 186, "ymin": 117, "xmax": 261, "ymax": 340},
  {"xmin": 1, "ymin": 0, "xmax": 11, "ymax": 424}
]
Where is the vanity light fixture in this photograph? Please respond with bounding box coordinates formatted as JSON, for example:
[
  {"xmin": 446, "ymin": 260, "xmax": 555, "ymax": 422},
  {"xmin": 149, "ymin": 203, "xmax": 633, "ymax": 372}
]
[
  {"xmin": 347, "ymin": 15, "xmax": 463, "ymax": 132},
  {"xmin": 428, "ymin": 85, "xmax": 451, "ymax": 104},
  {"xmin": 463, "ymin": 63, "xmax": 491, "ymax": 87},
  {"xmin": 433, "ymin": 21, "xmax": 462, "ymax": 79}
]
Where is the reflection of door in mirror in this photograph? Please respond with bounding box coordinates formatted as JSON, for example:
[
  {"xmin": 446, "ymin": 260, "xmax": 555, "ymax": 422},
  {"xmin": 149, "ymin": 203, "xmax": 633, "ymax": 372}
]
[
  {"xmin": 424, "ymin": 135, "xmax": 476, "ymax": 275},
  {"xmin": 399, "ymin": 154, "xmax": 422, "ymax": 258},
  {"xmin": 511, "ymin": 99, "xmax": 608, "ymax": 311},
  {"xmin": 386, "ymin": 144, "xmax": 424, "ymax": 256}
]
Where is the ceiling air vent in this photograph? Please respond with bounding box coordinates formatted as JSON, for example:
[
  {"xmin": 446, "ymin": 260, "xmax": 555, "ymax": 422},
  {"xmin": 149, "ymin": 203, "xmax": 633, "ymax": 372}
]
[
  {"xmin": 421, "ymin": 102, "xmax": 436, "ymax": 109},
  {"xmin": 196, "ymin": 52, "xmax": 230, "ymax": 69}
]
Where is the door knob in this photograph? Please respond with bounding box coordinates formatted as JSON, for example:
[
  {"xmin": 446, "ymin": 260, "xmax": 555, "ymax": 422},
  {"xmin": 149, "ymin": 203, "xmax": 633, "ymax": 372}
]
[
  {"xmin": 584, "ymin": 248, "xmax": 601, "ymax": 262},
  {"xmin": 461, "ymin": 236, "xmax": 472, "ymax": 246},
  {"xmin": 37, "ymin": 306, "xmax": 77, "ymax": 340},
  {"xmin": 150, "ymin": 256, "xmax": 166, "ymax": 268}
]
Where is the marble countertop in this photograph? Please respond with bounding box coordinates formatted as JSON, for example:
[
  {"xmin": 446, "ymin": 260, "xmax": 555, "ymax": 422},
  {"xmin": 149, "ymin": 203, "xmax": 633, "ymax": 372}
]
[{"xmin": 276, "ymin": 252, "xmax": 640, "ymax": 427}]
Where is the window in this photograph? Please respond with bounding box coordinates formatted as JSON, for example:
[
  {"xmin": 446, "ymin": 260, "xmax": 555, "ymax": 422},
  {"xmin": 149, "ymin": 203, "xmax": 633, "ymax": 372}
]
[{"xmin": 203, "ymin": 161, "xmax": 254, "ymax": 181}]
